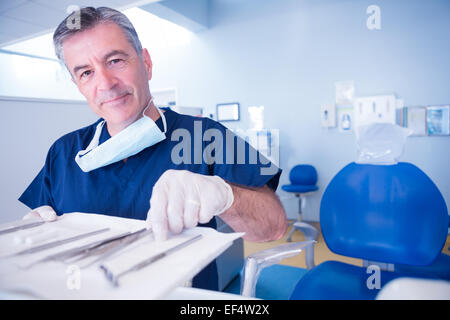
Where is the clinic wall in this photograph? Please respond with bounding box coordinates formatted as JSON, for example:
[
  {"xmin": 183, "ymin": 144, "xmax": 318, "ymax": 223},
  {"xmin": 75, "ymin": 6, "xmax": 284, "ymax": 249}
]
[
  {"xmin": 149, "ymin": 0, "xmax": 450, "ymax": 221},
  {"xmin": 0, "ymin": 97, "xmax": 98, "ymax": 223}
]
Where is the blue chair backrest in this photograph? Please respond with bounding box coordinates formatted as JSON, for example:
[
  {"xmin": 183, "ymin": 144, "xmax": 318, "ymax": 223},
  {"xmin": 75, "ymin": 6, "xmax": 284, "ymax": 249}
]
[
  {"xmin": 290, "ymin": 165, "xmax": 317, "ymax": 186},
  {"xmin": 320, "ymin": 162, "xmax": 448, "ymax": 266}
]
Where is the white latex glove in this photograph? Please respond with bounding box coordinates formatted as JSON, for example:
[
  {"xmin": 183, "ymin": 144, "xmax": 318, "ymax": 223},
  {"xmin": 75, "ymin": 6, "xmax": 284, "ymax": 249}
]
[
  {"xmin": 147, "ymin": 170, "xmax": 234, "ymax": 241},
  {"xmin": 22, "ymin": 205, "xmax": 58, "ymax": 222}
]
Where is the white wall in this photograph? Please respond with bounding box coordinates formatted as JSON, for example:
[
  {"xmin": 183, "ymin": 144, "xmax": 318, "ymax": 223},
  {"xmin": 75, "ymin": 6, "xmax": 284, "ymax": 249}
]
[{"xmin": 0, "ymin": 96, "xmax": 97, "ymax": 223}]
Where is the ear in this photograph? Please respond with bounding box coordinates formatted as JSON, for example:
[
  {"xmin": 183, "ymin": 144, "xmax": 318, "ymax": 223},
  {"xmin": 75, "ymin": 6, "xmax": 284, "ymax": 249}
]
[{"xmin": 141, "ymin": 48, "xmax": 153, "ymax": 80}]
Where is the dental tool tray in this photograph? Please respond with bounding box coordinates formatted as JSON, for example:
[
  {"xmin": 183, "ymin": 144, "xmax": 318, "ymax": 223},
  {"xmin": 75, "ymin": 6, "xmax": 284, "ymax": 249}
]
[{"xmin": 0, "ymin": 212, "xmax": 243, "ymax": 299}]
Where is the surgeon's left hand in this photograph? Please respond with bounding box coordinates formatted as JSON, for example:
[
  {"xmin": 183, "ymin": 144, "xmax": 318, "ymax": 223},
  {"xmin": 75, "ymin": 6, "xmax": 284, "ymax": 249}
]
[{"xmin": 147, "ymin": 169, "xmax": 234, "ymax": 241}]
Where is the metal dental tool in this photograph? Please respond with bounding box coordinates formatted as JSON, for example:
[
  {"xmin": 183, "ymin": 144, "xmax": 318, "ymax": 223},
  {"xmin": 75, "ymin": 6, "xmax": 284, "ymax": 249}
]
[
  {"xmin": 80, "ymin": 228, "xmax": 153, "ymax": 268},
  {"xmin": 0, "ymin": 219, "xmax": 45, "ymax": 236},
  {"xmin": 21, "ymin": 228, "xmax": 150, "ymax": 270},
  {"xmin": 62, "ymin": 228, "xmax": 150, "ymax": 266},
  {"xmin": 101, "ymin": 234, "xmax": 203, "ymax": 287},
  {"xmin": 31, "ymin": 230, "xmax": 136, "ymax": 264},
  {"xmin": 14, "ymin": 228, "xmax": 110, "ymax": 256}
]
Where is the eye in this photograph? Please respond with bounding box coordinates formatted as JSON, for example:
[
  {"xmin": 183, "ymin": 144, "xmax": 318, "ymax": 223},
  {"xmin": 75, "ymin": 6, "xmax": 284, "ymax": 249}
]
[
  {"xmin": 80, "ymin": 70, "xmax": 92, "ymax": 79},
  {"xmin": 109, "ymin": 58, "xmax": 124, "ymax": 65}
]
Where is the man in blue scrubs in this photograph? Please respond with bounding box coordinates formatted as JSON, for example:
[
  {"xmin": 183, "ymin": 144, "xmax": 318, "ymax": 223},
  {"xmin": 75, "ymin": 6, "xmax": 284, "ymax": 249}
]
[{"xmin": 19, "ymin": 7, "xmax": 287, "ymax": 291}]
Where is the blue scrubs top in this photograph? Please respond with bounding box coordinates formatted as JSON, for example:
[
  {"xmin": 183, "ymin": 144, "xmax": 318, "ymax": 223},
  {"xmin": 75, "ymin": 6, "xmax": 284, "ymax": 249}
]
[{"xmin": 19, "ymin": 108, "xmax": 282, "ymax": 290}]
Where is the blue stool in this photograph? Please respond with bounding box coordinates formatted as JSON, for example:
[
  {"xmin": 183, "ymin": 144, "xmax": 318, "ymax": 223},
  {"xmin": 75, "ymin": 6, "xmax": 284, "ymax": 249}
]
[{"xmin": 282, "ymin": 165, "xmax": 319, "ymax": 244}]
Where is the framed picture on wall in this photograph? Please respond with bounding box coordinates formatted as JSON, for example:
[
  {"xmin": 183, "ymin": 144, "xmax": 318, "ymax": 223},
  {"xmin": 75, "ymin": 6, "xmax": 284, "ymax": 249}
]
[
  {"xmin": 405, "ymin": 106, "xmax": 427, "ymax": 136},
  {"xmin": 426, "ymin": 105, "xmax": 450, "ymax": 136},
  {"xmin": 216, "ymin": 102, "xmax": 240, "ymax": 121}
]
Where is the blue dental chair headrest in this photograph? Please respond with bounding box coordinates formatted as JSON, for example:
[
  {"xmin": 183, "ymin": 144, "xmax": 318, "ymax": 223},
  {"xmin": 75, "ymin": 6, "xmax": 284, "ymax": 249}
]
[{"xmin": 320, "ymin": 162, "xmax": 448, "ymax": 266}]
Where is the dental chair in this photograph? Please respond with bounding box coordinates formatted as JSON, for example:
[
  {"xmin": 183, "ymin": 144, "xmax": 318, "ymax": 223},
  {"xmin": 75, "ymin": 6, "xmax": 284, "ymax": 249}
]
[
  {"xmin": 241, "ymin": 162, "xmax": 448, "ymax": 299},
  {"xmin": 394, "ymin": 215, "xmax": 450, "ymax": 281}
]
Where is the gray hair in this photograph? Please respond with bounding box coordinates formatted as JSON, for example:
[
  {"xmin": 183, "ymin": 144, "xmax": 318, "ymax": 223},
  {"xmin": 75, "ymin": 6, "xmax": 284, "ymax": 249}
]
[{"xmin": 53, "ymin": 7, "xmax": 143, "ymax": 65}]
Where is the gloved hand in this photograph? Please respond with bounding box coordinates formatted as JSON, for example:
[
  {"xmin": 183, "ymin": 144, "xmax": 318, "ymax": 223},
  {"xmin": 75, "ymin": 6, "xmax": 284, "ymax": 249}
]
[
  {"xmin": 147, "ymin": 170, "xmax": 234, "ymax": 241},
  {"xmin": 23, "ymin": 205, "xmax": 58, "ymax": 222}
]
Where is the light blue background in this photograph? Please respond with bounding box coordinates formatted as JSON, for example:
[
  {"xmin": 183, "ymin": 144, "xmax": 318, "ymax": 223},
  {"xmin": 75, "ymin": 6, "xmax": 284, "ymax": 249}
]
[{"xmin": 149, "ymin": 0, "xmax": 450, "ymax": 220}]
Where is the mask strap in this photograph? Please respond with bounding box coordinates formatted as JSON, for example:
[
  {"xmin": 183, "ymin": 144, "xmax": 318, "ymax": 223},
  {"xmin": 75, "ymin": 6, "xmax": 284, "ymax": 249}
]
[
  {"xmin": 142, "ymin": 96, "xmax": 154, "ymax": 116},
  {"xmin": 84, "ymin": 121, "xmax": 105, "ymax": 152},
  {"xmin": 142, "ymin": 95, "xmax": 167, "ymax": 134},
  {"xmin": 156, "ymin": 107, "xmax": 167, "ymax": 134}
]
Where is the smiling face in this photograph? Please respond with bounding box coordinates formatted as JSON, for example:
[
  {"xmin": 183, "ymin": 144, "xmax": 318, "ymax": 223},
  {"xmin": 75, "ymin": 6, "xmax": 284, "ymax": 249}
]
[{"xmin": 62, "ymin": 22, "xmax": 153, "ymax": 134}]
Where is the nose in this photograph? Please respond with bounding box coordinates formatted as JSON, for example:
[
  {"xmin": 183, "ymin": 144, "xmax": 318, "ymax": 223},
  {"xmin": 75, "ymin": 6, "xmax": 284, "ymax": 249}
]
[{"xmin": 96, "ymin": 66, "xmax": 118, "ymax": 91}]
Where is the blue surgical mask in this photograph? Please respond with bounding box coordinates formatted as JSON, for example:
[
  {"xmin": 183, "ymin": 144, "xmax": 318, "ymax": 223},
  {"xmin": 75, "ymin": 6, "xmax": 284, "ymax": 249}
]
[{"xmin": 75, "ymin": 98, "xmax": 167, "ymax": 172}]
